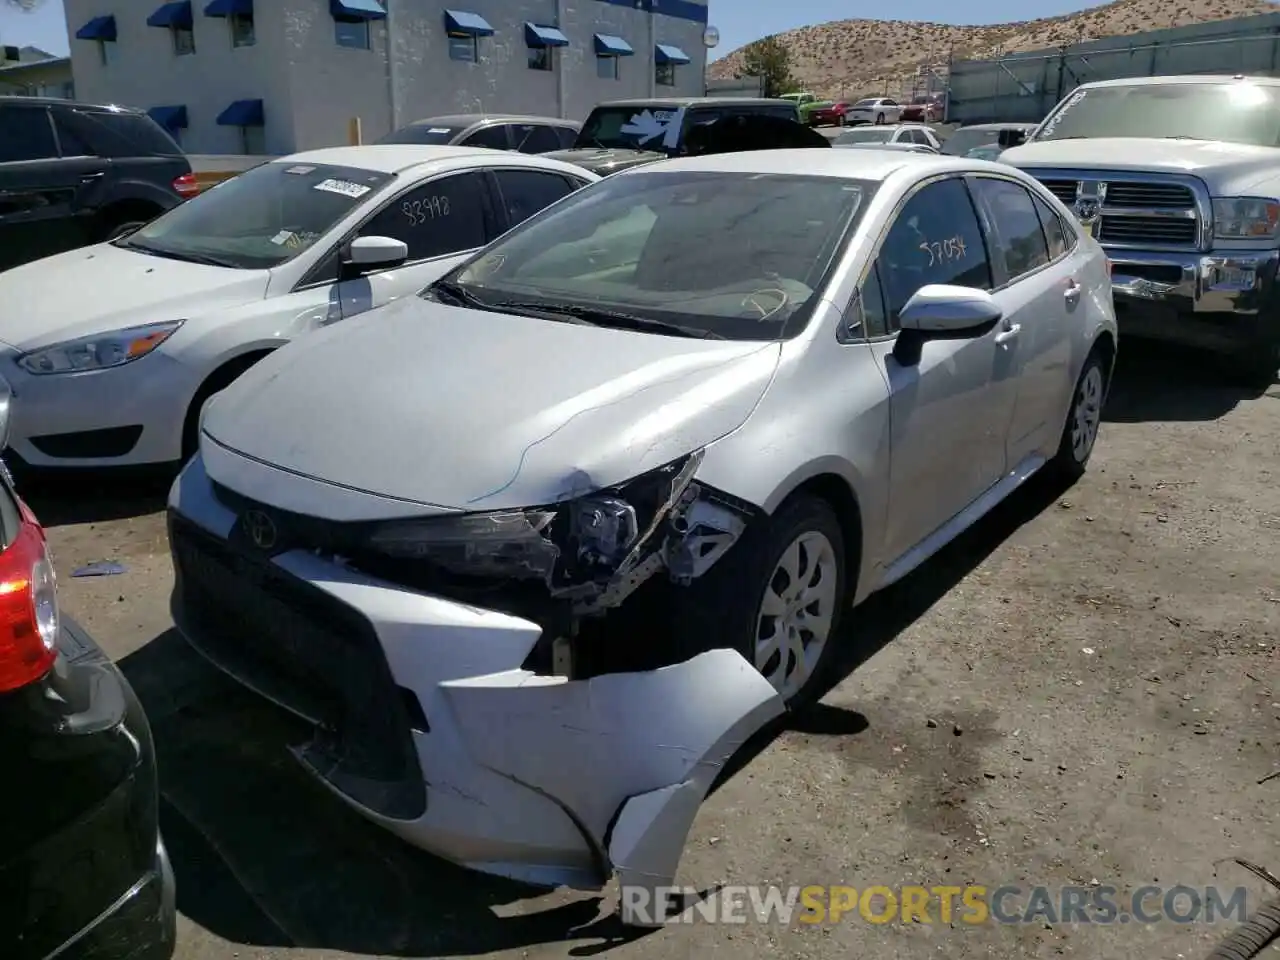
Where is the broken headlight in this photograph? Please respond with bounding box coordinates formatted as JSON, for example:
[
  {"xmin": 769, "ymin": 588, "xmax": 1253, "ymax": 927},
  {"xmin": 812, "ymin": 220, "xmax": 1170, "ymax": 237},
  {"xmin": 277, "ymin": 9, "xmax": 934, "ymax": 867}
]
[{"xmin": 362, "ymin": 450, "xmax": 703, "ymax": 584}]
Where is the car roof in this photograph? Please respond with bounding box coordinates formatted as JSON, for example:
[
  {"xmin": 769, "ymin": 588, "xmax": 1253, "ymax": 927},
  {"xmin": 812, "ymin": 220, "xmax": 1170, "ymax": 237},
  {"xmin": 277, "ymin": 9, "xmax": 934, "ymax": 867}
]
[
  {"xmin": 275, "ymin": 144, "xmax": 595, "ymax": 176},
  {"xmin": 1077, "ymin": 73, "xmax": 1280, "ymax": 90},
  {"xmin": 624, "ymin": 147, "xmax": 986, "ymax": 182},
  {"xmin": 592, "ymin": 97, "xmax": 794, "ymax": 109},
  {"xmin": 0, "ymin": 95, "xmax": 147, "ymax": 114},
  {"xmin": 403, "ymin": 113, "xmax": 579, "ymax": 128},
  {"xmin": 956, "ymin": 122, "xmax": 1038, "ymax": 131}
]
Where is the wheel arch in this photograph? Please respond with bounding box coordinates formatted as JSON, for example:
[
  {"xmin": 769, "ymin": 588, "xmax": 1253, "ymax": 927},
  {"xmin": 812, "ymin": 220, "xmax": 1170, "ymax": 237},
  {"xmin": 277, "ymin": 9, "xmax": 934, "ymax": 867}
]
[
  {"xmin": 181, "ymin": 347, "xmax": 278, "ymax": 457},
  {"xmin": 763, "ymin": 466, "xmax": 865, "ymax": 596}
]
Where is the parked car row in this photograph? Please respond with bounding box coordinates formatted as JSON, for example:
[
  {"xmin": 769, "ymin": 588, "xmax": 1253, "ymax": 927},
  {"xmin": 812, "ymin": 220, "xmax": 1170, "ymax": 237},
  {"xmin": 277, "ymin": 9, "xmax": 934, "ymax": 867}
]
[{"xmin": 6, "ymin": 73, "xmax": 1280, "ymax": 957}]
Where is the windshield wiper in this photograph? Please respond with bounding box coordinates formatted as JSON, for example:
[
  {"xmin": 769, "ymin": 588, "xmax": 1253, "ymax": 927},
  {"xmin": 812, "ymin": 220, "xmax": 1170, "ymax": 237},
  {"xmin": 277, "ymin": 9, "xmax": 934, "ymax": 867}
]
[
  {"xmin": 115, "ymin": 238, "xmax": 240, "ymax": 268},
  {"xmin": 493, "ymin": 302, "xmax": 726, "ymax": 339},
  {"xmin": 427, "ymin": 279, "xmax": 497, "ymax": 310}
]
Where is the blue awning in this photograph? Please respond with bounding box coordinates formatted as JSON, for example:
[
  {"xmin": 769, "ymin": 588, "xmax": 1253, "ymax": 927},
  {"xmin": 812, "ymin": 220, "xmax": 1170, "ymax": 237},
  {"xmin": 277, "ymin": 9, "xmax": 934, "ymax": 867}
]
[
  {"xmin": 444, "ymin": 9, "xmax": 493, "ymax": 36},
  {"xmin": 74, "ymin": 15, "xmax": 117, "ymax": 41},
  {"xmin": 147, "ymin": 105, "xmax": 188, "ymax": 129},
  {"xmin": 330, "ymin": 0, "xmax": 385, "ymax": 20},
  {"xmin": 654, "ymin": 43, "xmax": 690, "ymax": 64},
  {"xmin": 217, "ymin": 98, "xmax": 263, "ymax": 126},
  {"xmin": 147, "ymin": 1, "xmax": 193, "ymax": 29},
  {"xmin": 593, "ymin": 33, "xmax": 633, "ymax": 56},
  {"xmin": 524, "ymin": 23, "xmax": 569, "ymax": 47},
  {"xmin": 204, "ymin": 0, "xmax": 252, "ymax": 15}
]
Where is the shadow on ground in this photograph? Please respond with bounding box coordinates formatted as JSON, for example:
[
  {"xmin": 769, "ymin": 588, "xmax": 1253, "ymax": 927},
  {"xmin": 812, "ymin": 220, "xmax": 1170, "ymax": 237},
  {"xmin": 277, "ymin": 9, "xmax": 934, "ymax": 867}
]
[
  {"xmin": 118, "ymin": 456, "xmax": 1073, "ymax": 956},
  {"xmin": 15, "ymin": 463, "xmax": 175, "ymax": 527},
  {"xmin": 1102, "ymin": 340, "xmax": 1276, "ymax": 424}
]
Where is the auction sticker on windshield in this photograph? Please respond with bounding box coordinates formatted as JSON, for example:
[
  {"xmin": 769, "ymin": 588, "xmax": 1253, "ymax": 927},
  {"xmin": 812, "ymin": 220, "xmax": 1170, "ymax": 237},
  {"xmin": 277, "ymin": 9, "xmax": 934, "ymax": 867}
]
[{"xmin": 314, "ymin": 178, "xmax": 372, "ymax": 198}]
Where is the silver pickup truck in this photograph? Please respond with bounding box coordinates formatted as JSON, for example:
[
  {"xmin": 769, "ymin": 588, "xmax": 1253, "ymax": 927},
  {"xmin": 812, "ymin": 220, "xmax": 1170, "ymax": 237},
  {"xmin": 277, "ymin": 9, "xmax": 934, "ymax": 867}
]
[{"xmin": 1002, "ymin": 74, "xmax": 1280, "ymax": 385}]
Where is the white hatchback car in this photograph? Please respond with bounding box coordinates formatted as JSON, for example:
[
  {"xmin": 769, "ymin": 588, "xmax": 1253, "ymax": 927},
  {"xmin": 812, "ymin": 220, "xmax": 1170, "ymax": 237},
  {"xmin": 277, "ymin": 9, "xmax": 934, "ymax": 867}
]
[
  {"xmin": 834, "ymin": 123, "xmax": 942, "ymax": 151},
  {"xmin": 0, "ymin": 145, "xmax": 596, "ymax": 469},
  {"xmin": 169, "ymin": 148, "xmax": 1116, "ymax": 919}
]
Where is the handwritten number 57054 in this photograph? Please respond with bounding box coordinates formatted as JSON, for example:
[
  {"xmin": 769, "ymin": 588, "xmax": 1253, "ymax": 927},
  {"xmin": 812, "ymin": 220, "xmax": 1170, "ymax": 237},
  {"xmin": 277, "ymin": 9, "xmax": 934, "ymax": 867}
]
[{"xmin": 918, "ymin": 235, "xmax": 968, "ymax": 266}]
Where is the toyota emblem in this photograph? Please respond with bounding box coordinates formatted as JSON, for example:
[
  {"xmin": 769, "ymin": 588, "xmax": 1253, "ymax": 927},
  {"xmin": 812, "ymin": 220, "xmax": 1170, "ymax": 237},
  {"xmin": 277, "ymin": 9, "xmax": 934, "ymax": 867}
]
[{"xmin": 241, "ymin": 509, "xmax": 278, "ymax": 551}]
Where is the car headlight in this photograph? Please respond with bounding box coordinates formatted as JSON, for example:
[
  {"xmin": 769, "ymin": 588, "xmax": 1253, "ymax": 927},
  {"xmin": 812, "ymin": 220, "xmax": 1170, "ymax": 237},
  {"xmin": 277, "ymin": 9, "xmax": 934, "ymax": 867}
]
[
  {"xmin": 16, "ymin": 321, "xmax": 184, "ymax": 375},
  {"xmin": 362, "ymin": 450, "xmax": 704, "ymax": 583},
  {"xmin": 1212, "ymin": 197, "xmax": 1280, "ymax": 240}
]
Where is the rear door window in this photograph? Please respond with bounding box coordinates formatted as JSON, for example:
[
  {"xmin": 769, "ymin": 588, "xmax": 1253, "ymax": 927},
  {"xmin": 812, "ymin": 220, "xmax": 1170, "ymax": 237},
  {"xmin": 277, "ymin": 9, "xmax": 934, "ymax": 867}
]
[
  {"xmin": 52, "ymin": 112, "xmax": 95, "ymax": 156},
  {"xmin": 461, "ymin": 124, "xmax": 512, "ymax": 150},
  {"xmin": 79, "ymin": 111, "xmax": 183, "ymax": 156},
  {"xmin": 1031, "ymin": 192, "xmax": 1071, "ymax": 259},
  {"xmin": 969, "ymin": 177, "xmax": 1051, "ymax": 281},
  {"xmin": 0, "ymin": 105, "xmax": 58, "ymax": 163},
  {"xmin": 492, "ymin": 169, "xmax": 577, "ymax": 227},
  {"xmin": 511, "ymin": 124, "xmax": 562, "ymax": 154}
]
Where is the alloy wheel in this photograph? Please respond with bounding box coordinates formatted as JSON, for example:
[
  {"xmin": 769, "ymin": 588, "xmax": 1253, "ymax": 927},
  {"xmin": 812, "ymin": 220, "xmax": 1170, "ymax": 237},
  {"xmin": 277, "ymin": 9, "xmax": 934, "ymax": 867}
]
[
  {"xmin": 1071, "ymin": 364, "xmax": 1104, "ymax": 462},
  {"xmin": 754, "ymin": 530, "xmax": 839, "ymax": 700}
]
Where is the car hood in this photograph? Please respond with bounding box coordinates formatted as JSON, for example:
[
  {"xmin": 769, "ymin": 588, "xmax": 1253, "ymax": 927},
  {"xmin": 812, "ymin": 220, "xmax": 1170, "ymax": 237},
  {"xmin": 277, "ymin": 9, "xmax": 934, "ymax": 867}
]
[
  {"xmin": 539, "ymin": 147, "xmax": 666, "ymax": 175},
  {"xmin": 1003, "ymin": 137, "xmax": 1280, "ymax": 193},
  {"xmin": 203, "ymin": 296, "xmax": 782, "ymax": 513},
  {"xmin": 0, "ymin": 242, "xmax": 269, "ymax": 351}
]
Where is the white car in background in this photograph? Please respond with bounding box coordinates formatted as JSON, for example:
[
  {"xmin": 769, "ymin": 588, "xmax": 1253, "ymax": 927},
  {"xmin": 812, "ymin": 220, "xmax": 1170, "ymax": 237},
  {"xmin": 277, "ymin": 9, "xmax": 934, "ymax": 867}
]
[
  {"xmin": 844, "ymin": 97, "xmax": 904, "ymax": 125},
  {"xmin": 834, "ymin": 123, "xmax": 942, "ymax": 151},
  {"xmin": 0, "ymin": 146, "xmax": 596, "ymax": 469},
  {"xmin": 168, "ymin": 148, "xmax": 1116, "ymax": 919}
]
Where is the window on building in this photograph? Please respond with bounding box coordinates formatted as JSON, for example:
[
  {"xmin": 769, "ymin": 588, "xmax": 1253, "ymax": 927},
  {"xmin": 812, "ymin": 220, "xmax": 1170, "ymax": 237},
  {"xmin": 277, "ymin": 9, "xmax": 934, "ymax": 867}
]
[
  {"xmin": 98, "ymin": 39, "xmax": 119, "ymax": 66},
  {"xmin": 61, "ymin": 81, "xmax": 75, "ymax": 99},
  {"xmin": 241, "ymin": 124, "xmax": 266, "ymax": 154},
  {"xmin": 597, "ymin": 55, "xmax": 619, "ymax": 80},
  {"xmin": 231, "ymin": 12, "xmax": 255, "ymax": 46},
  {"xmin": 655, "ymin": 62, "xmax": 676, "ymax": 87},
  {"xmin": 335, "ymin": 17, "xmax": 370, "ymax": 49},
  {"xmin": 528, "ymin": 46, "xmax": 553, "ymax": 71},
  {"xmin": 448, "ymin": 34, "xmax": 478, "ymax": 61},
  {"xmin": 172, "ymin": 25, "xmax": 196, "ymax": 55}
]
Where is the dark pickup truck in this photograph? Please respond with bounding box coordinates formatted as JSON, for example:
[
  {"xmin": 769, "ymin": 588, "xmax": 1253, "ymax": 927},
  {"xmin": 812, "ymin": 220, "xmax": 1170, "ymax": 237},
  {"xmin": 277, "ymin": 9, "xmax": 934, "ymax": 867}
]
[
  {"xmin": 0, "ymin": 96, "xmax": 197, "ymax": 271},
  {"xmin": 543, "ymin": 97, "xmax": 804, "ymax": 176}
]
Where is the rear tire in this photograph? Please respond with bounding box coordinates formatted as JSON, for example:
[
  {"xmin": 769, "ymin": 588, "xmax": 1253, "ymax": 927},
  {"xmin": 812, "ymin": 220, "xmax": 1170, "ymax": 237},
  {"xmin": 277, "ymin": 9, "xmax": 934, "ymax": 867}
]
[{"xmin": 1049, "ymin": 349, "xmax": 1108, "ymax": 481}]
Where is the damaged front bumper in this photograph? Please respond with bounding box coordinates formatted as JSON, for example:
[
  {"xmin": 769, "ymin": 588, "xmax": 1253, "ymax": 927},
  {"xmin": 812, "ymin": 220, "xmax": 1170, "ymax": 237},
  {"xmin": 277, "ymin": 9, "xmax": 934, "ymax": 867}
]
[{"xmin": 168, "ymin": 454, "xmax": 783, "ymax": 921}]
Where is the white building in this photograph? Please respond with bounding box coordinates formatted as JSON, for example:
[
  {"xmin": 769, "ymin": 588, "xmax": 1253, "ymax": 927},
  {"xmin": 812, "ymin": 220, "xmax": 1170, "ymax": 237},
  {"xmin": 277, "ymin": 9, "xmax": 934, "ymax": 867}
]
[{"xmin": 61, "ymin": 0, "xmax": 710, "ymax": 155}]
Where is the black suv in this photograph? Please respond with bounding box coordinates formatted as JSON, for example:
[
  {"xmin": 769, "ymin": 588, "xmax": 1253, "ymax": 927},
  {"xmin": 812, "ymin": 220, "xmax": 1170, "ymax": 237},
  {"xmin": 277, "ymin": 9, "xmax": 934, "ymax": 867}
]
[{"xmin": 0, "ymin": 97, "xmax": 196, "ymax": 272}]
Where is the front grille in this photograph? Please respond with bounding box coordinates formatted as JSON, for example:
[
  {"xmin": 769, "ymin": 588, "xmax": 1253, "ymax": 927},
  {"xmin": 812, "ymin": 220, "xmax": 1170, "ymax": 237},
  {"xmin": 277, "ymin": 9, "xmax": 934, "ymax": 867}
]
[
  {"xmin": 1032, "ymin": 173, "xmax": 1201, "ymax": 250},
  {"xmin": 1098, "ymin": 216, "xmax": 1197, "ymax": 246},
  {"xmin": 169, "ymin": 513, "xmax": 426, "ymax": 820}
]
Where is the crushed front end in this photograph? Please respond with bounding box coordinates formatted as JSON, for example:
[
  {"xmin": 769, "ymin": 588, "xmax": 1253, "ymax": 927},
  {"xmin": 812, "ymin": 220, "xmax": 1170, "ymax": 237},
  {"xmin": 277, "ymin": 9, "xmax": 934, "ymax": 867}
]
[{"xmin": 168, "ymin": 446, "xmax": 781, "ymax": 920}]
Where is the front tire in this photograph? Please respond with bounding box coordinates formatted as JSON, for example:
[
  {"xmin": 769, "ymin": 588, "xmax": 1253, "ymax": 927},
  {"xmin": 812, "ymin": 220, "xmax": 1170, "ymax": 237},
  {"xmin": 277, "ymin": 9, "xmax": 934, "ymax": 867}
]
[
  {"xmin": 1049, "ymin": 349, "xmax": 1107, "ymax": 480},
  {"xmin": 836, "ymin": 115, "xmax": 845, "ymax": 127},
  {"xmin": 673, "ymin": 495, "xmax": 847, "ymax": 709}
]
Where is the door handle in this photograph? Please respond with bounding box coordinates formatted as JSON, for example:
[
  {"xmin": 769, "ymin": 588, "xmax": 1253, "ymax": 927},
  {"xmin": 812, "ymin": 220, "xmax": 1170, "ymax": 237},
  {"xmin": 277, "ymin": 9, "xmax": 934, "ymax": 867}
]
[
  {"xmin": 1064, "ymin": 280, "xmax": 1082, "ymax": 301},
  {"xmin": 994, "ymin": 323, "xmax": 1021, "ymax": 345}
]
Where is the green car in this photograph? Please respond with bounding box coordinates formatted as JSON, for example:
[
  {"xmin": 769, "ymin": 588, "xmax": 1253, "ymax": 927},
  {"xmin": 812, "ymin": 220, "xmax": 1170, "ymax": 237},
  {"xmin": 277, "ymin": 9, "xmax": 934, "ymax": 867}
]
[{"xmin": 780, "ymin": 91, "xmax": 832, "ymax": 126}]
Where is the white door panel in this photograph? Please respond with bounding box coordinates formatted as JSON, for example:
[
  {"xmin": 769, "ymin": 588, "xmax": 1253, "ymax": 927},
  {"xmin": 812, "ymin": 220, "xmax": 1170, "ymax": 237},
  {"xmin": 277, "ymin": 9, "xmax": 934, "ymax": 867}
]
[{"xmin": 337, "ymin": 252, "xmax": 475, "ymax": 321}]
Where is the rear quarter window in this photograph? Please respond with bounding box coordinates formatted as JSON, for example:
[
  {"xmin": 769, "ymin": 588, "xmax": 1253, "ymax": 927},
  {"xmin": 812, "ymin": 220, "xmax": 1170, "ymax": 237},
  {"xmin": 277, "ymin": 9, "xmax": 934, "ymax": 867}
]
[{"xmin": 76, "ymin": 110, "xmax": 184, "ymax": 157}]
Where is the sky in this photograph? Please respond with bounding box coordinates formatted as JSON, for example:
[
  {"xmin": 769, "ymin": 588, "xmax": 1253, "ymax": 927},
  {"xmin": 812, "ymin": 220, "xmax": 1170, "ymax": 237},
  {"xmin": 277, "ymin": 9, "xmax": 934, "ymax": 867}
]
[{"xmin": 1, "ymin": 0, "xmax": 1117, "ymax": 62}]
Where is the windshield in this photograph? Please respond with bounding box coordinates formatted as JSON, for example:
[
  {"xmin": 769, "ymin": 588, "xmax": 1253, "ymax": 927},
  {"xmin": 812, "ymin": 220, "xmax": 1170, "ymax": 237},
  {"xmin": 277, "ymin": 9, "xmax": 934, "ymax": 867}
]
[
  {"xmin": 1034, "ymin": 81, "xmax": 1280, "ymax": 146},
  {"xmin": 942, "ymin": 128, "xmax": 1005, "ymax": 155},
  {"xmin": 575, "ymin": 105, "xmax": 687, "ymax": 151},
  {"xmin": 439, "ymin": 170, "xmax": 873, "ymax": 341},
  {"xmin": 835, "ymin": 127, "xmax": 892, "ymax": 144},
  {"xmin": 376, "ymin": 123, "xmax": 463, "ymax": 145},
  {"xmin": 120, "ymin": 161, "xmax": 392, "ymax": 269}
]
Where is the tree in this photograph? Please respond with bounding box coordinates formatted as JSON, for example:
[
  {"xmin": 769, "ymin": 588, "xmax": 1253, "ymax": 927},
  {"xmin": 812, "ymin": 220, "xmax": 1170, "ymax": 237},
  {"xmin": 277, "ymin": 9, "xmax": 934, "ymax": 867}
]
[{"xmin": 737, "ymin": 35, "xmax": 796, "ymax": 98}]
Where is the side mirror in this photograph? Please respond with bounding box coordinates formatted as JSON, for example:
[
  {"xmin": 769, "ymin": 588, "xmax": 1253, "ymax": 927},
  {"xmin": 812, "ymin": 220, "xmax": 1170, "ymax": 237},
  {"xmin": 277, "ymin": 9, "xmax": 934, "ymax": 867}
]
[
  {"xmin": 344, "ymin": 235, "xmax": 409, "ymax": 274},
  {"xmin": 998, "ymin": 128, "xmax": 1027, "ymax": 148},
  {"xmin": 893, "ymin": 284, "xmax": 1002, "ymax": 366}
]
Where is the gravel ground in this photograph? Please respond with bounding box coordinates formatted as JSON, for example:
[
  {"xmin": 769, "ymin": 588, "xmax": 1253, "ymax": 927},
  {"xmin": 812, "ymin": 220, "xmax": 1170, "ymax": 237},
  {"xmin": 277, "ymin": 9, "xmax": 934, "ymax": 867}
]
[{"xmin": 25, "ymin": 343, "xmax": 1280, "ymax": 960}]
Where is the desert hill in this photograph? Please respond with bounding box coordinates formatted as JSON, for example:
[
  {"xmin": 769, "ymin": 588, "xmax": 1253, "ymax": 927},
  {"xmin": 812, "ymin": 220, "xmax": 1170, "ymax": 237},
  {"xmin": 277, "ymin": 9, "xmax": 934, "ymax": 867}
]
[{"xmin": 708, "ymin": 0, "xmax": 1280, "ymax": 99}]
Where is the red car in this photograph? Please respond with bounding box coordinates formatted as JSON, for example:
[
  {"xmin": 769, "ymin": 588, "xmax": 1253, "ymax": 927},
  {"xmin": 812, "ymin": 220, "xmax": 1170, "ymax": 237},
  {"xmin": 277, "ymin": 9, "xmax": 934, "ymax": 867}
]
[
  {"xmin": 901, "ymin": 94, "xmax": 945, "ymax": 123},
  {"xmin": 807, "ymin": 101, "xmax": 854, "ymax": 126}
]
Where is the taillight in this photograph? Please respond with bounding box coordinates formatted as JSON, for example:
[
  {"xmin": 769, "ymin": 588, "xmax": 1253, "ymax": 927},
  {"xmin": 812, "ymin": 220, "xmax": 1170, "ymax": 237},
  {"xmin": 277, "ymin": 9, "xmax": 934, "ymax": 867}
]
[
  {"xmin": 0, "ymin": 516, "xmax": 59, "ymax": 693},
  {"xmin": 172, "ymin": 172, "xmax": 200, "ymax": 199}
]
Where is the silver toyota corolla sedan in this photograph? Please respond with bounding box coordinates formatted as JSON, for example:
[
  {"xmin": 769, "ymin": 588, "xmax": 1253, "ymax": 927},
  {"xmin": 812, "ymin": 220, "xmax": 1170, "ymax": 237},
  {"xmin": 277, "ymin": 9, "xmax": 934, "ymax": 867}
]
[{"xmin": 166, "ymin": 148, "xmax": 1117, "ymax": 916}]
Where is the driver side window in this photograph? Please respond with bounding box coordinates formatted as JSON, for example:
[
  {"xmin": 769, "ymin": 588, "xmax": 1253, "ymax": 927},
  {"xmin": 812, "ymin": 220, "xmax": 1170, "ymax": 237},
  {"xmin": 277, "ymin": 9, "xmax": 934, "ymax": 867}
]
[
  {"xmin": 356, "ymin": 172, "xmax": 490, "ymax": 263},
  {"xmin": 872, "ymin": 177, "xmax": 993, "ymax": 332}
]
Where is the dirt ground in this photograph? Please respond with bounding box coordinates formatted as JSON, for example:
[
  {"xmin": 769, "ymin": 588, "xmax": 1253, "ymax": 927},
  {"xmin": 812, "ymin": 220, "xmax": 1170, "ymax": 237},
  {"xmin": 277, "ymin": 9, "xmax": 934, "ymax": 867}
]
[{"xmin": 25, "ymin": 343, "xmax": 1280, "ymax": 960}]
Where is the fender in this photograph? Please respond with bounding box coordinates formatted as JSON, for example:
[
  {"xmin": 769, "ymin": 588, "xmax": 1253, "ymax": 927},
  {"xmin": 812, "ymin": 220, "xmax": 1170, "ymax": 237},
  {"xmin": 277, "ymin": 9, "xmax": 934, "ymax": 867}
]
[{"xmin": 90, "ymin": 176, "xmax": 183, "ymax": 214}]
